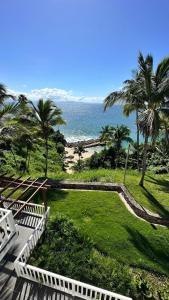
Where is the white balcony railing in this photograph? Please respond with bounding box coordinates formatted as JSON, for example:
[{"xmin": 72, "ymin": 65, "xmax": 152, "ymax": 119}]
[{"xmin": 0, "ymin": 207, "xmax": 18, "ymax": 261}]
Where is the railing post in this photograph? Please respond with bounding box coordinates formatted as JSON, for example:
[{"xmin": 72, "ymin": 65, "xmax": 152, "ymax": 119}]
[
  {"xmin": 14, "ymin": 261, "xmax": 20, "ymax": 277},
  {"xmin": 72, "ymin": 282, "xmax": 76, "ymax": 299},
  {"xmin": 8, "ymin": 211, "xmax": 16, "ymax": 233}
]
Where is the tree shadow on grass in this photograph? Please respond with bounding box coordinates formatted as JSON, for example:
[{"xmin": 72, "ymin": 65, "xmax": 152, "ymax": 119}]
[
  {"xmin": 33, "ymin": 189, "xmax": 69, "ymax": 204},
  {"xmin": 47, "ymin": 189, "xmax": 69, "ymax": 202},
  {"xmin": 141, "ymin": 186, "xmax": 169, "ymax": 218},
  {"xmin": 124, "ymin": 225, "xmax": 169, "ymax": 275},
  {"xmin": 146, "ymin": 175, "xmax": 169, "ymax": 193}
]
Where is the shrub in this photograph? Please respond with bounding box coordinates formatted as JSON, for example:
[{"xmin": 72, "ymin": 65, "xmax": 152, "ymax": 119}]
[{"xmin": 30, "ymin": 216, "xmax": 136, "ymax": 298}]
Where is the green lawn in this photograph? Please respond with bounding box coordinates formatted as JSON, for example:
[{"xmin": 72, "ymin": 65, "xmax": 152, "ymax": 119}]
[
  {"xmin": 46, "ymin": 189, "xmax": 169, "ymax": 275},
  {"xmin": 53, "ymin": 169, "xmax": 169, "ymax": 217}
]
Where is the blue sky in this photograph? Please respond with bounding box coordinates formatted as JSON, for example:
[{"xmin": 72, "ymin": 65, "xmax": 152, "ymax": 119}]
[{"xmin": 1, "ymin": 0, "xmax": 169, "ymax": 102}]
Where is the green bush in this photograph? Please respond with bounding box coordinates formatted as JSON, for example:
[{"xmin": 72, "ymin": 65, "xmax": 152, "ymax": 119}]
[{"xmin": 30, "ymin": 216, "xmax": 136, "ymax": 298}]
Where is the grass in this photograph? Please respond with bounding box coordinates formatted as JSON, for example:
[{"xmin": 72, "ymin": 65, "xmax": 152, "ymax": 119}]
[
  {"xmin": 3, "ymin": 144, "xmax": 169, "ymax": 218},
  {"xmin": 2, "ymin": 165, "xmax": 169, "ymax": 217},
  {"xmin": 52, "ymin": 169, "xmax": 169, "ymax": 217},
  {"xmin": 42, "ymin": 189, "xmax": 169, "ymax": 276}
]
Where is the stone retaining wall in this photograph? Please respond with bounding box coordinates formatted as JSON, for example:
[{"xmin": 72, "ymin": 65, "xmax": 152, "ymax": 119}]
[{"xmin": 49, "ymin": 180, "xmax": 169, "ymax": 226}]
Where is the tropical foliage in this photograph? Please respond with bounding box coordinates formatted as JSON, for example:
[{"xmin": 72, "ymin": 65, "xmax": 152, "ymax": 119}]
[
  {"xmin": 1, "ymin": 51, "xmax": 169, "ymax": 299},
  {"xmin": 104, "ymin": 52, "xmax": 169, "ymax": 185},
  {"xmin": 30, "ymin": 99, "xmax": 65, "ymax": 177},
  {"xmin": 100, "ymin": 124, "xmax": 132, "ymax": 167},
  {"xmin": 0, "ymin": 89, "xmax": 66, "ymax": 177}
]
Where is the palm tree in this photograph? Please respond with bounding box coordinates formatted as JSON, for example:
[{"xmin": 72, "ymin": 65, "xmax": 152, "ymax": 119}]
[
  {"xmin": 104, "ymin": 73, "xmax": 145, "ymax": 171},
  {"xmin": 136, "ymin": 52, "xmax": 169, "ymax": 186},
  {"xmin": 30, "ymin": 99, "xmax": 65, "ymax": 177},
  {"xmin": 74, "ymin": 143, "xmax": 86, "ymax": 171},
  {"xmin": 16, "ymin": 131, "xmax": 35, "ymax": 172},
  {"xmin": 100, "ymin": 125, "xmax": 114, "ymax": 147},
  {"xmin": 0, "ymin": 83, "xmax": 14, "ymax": 103},
  {"xmin": 104, "ymin": 53, "xmax": 169, "ymax": 186},
  {"xmin": 0, "ymin": 83, "xmax": 17, "ymax": 123},
  {"xmin": 1, "ymin": 135, "xmax": 18, "ymax": 169},
  {"xmin": 100, "ymin": 125, "xmax": 132, "ymax": 167}
]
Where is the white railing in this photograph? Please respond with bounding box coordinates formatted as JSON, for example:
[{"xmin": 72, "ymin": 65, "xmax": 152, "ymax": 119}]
[
  {"xmin": 14, "ymin": 205, "xmax": 132, "ymax": 300},
  {"xmin": 3, "ymin": 200, "xmax": 46, "ymax": 228},
  {"xmin": 14, "ymin": 263, "xmax": 132, "ymax": 300},
  {"xmin": 0, "ymin": 208, "xmax": 18, "ymax": 260},
  {"xmin": 3, "ymin": 199, "xmax": 46, "ymax": 216},
  {"xmin": 15, "ymin": 209, "xmax": 49, "ymax": 263}
]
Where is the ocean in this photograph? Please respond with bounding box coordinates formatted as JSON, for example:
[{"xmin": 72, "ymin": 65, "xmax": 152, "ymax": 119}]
[{"xmin": 57, "ymin": 101, "xmax": 136, "ymax": 142}]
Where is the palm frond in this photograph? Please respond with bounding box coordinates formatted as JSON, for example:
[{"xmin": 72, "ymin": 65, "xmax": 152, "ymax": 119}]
[
  {"xmin": 138, "ymin": 52, "xmax": 153, "ymax": 98},
  {"xmin": 104, "ymin": 91, "xmax": 124, "ymax": 111},
  {"xmin": 156, "ymin": 57, "xmax": 169, "ymax": 83},
  {"xmin": 0, "ymin": 103, "xmax": 19, "ymax": 119},
  {"xmin": 123, "ymin": 103, "xmax": 137, "ymax": 116},
  {"xmin": 138, "ymin": 108, "xmax": 160, "ymax": 139}
]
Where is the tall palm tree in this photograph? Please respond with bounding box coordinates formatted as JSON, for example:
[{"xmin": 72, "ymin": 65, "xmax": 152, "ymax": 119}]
[
  {"xmin": 104, "ymin": 74, "xmax": 145, "ymax": 171},
  {"xmin": 136, "ymin": 52, "xmax": 169, "ymax": 186},
  {"xmin": 104, "ymin": 53, "xmax": 169, "ymax": 186},
  {"xmin": 30, "ymin": 99, "xmax": 65, "ymax": 177}
]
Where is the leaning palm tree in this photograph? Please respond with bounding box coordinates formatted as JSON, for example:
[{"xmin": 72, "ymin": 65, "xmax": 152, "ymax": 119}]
[
  {"xmin": 136, "ymin": 52, "xmax": 169, "ymax": 186},
  {"xmin": 30, "ymin": 99, "xmax": 65, "ymax": 177}
]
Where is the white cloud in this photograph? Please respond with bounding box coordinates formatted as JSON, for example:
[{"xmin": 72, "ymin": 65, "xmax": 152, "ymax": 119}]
[{"xmin": 8, "ymin": 87, "xmax": 104, "ymax": 103}]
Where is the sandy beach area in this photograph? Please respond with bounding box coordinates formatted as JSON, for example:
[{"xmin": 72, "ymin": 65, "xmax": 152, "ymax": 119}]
[{"xmin": 64, "ymin": 146, "xmax": 99, "ymax": 173}]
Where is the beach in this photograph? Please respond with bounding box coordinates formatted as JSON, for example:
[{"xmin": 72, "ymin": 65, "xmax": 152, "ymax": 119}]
[
  {"xmin": 64, "ymin": 145, "xmax": 102, "ymax": 173},
  {"xmin": 59, "ymin": 101, "xmax": 136, "ymax": 173}
]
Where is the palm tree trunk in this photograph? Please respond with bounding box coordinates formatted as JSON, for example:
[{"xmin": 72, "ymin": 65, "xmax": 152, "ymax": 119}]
[
  {"xmin": 136, "ymin": 109, "xmax": 140, "ymax": 171},
  {"xmin": 116, "ymin": 152, "xmax": 119, "ymax": 168},
  {"xmin": 78, "ymin": 153, "xmax": 81, "ymax": 171},
  {"xmin": 116, "ymin": 145, "xmax": 120, "ymax": 168},
  {"xmin": 27, "ymin": 152, "xmax": 31, "ymax": 171},
  {"xmin": 139, "ymin": 134, "xmax": 148, "ymax": 187},
  {"xmin": 11, "ymin": 148, "xmax": 18, "ymax": 170},
  {"xmin": 45, "ymin": 138, "xmax": 48, "ymax": 178}
]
